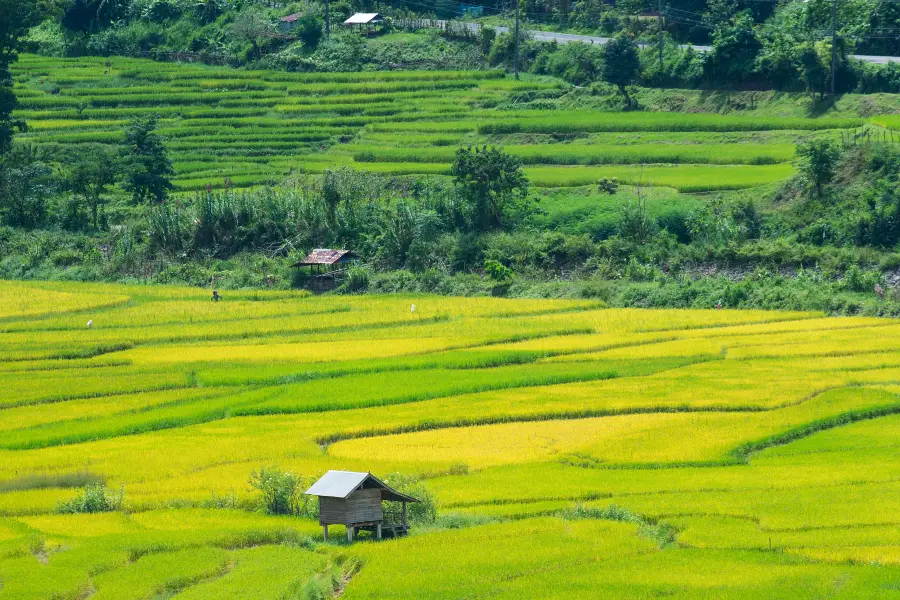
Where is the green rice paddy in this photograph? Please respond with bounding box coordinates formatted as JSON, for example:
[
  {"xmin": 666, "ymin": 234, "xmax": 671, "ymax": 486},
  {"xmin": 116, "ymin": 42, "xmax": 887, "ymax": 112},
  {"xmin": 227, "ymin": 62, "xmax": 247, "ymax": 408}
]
[{"xmin": 11, "ymin": 55, "xmax": 876, "ymax": 193}]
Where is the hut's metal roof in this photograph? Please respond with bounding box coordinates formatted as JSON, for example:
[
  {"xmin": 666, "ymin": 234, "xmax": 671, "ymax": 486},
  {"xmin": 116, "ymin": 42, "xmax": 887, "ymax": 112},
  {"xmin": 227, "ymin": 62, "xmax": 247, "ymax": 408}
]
[
  {"xmin": 305, "ymin": 470, "xmax": 419, "ymax": 503},
  {"xmin": 290, "ymin": 249, "xmax": 355, "ymax": 267},
  {"xmin": 343, "ymin": 12, "xmax": 382, "ymax": 24},
  {"xmin": 281, "ymin": 12, "xmax": 303, "ymax": 22}
]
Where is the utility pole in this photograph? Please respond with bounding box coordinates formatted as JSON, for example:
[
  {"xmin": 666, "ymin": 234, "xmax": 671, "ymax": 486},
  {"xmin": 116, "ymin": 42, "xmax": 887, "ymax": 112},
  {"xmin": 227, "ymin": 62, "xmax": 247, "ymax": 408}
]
[
  {"xmin": 514, "ymin": 0, "xmax": 520, "ymax": 80},
  {"xmin": 830, "ymin": 0, "xmax": 837, "ymax": 98},
  {"xmin": 657, "ymin": 0, "xmax": 664, "ymax": 84},
  {"xmin": 325, "ymin": 0, "xmax": 330, "ymax": 38}
]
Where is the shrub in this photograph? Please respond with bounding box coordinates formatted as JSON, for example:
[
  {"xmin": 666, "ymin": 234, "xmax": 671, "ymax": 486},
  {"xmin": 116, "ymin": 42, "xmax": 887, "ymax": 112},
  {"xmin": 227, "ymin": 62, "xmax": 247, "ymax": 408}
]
[
  {"xmin": 56, "ymin": 484, "xmax": 124, "ymax": 514},
  {"xmin": 841, "ymin": 264, "xmax": 884, "ymax": 293},
  {"xmin": 796, "ymin": 140, "xmax": 840, "ymax": 198},
  {"xmin": 484, "ymin": 258, "xmax": 514, "ymax": 285},
  {"xmin": 249, "ymin": 466, "xmax": 315, "ymax": 516},
  {"xmin": 380, "ymin": 473, "xmax": 437, "ymax": 525},
  {"xmin": 617, "ymin": 196, "xmax": 656, "ymax": 244},
  {"xmin": 345, "ymin": 265, "xmax": 371, "ymax": 293}
]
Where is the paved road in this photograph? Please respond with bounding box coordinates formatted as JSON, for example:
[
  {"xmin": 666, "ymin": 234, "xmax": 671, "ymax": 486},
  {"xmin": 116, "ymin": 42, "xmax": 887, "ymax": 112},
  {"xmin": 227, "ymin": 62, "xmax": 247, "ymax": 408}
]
[{"xmin": 479, "ymin": 23, "xmax": 898, "ymax": 64}]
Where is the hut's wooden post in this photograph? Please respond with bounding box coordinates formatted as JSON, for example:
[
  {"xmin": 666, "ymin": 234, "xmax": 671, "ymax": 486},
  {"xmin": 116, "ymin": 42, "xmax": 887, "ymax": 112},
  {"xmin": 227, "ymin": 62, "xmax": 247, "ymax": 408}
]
[
  {"xmin": 376, "ymin": 523, "xmax": 382, "ymax": 540},
  {"xmin": 323, "ymin": 524, "xmax": 329, "ymax": 542},
  {"xmin": 347, "ymin": 526, "xmax": 354, "ymax": 543},
  {"xmin": 402, "ymin": 502, "xmax": 407, "ymax": 526}
]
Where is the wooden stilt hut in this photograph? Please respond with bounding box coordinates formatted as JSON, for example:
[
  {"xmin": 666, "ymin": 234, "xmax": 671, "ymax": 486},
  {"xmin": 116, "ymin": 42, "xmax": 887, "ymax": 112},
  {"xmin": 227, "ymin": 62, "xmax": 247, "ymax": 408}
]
[
  {"xmin": 290, "ymin": 249, "xmax": 357, "ymax": 291},
  {"xmin": 305, "ymin": 470, "xmax": 419, "ymax": 542}
]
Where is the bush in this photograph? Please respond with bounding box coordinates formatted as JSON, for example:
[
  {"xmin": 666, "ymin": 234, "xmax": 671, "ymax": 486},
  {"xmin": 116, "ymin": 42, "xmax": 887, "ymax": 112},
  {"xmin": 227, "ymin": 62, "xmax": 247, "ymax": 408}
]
[
  {"xmin": 841, "ymin": 264, "xmax": 884, "ymax": 293},
  {"xmin": 249, "ymin": 466, "xmax": 317, "ymax": 517},
  {"xmin": 56, "ymin": 484, "xmax": 124, "ymax": 514},
  {"xmin": 345, "ymin": 265, "xmax": 371, "ymax": 293},
  {"xmin": 379, "ymin": 473, "xmax": 437, "ymax": 525},
  {"xmin": 484, "ymin": 258, "xmax": 514, "ymax": 285}
]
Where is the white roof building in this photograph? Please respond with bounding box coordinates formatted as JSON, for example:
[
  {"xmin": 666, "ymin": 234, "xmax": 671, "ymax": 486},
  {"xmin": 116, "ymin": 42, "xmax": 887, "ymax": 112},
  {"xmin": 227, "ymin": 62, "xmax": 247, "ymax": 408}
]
[{"xmin": 343, "ymin": 13, "xmax": 383, "ymax": 25}]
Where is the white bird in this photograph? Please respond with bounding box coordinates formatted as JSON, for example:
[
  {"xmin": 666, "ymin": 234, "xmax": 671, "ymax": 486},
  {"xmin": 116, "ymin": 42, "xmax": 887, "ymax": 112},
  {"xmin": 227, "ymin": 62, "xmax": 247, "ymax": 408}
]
[
  {"xmin": 86, "ymin": 320, "xmax": 93, "ymax": 328},
  {"xmin": 410, "ymin": 304, "xmax": 416, "ymax": 313}
]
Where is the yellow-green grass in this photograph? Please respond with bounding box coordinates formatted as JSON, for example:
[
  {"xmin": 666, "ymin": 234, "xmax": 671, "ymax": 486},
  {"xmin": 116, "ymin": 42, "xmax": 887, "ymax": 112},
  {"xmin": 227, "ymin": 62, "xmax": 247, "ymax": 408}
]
[
  {"xmin": 343, "ymin": 518, "xmax": 900, "ymax": 599},
  {"xmin": 2, "ymin": 282, "xmax": 900, "ymax": 597}
]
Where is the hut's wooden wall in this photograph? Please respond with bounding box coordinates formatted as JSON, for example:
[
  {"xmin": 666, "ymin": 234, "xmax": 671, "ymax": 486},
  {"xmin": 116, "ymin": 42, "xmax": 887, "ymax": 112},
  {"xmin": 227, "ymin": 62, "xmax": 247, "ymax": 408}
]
[
  {"xmin": 319, "ymin": 489, "xmax": 383, "ymax": 525},
  {"xmin": 347, "ymin": 488, "xmax": 383, "ymax": 523}
]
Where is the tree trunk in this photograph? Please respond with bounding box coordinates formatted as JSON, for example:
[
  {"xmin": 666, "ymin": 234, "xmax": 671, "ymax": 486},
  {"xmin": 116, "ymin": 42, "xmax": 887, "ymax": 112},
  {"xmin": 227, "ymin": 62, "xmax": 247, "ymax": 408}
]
[{"xmin": 620, "ymin": 85, "xmax": 631, "ymax": 109}]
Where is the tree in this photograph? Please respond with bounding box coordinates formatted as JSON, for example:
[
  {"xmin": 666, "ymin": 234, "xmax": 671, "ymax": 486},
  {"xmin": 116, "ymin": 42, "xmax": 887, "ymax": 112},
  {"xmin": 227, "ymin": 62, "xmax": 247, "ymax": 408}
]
[
  {"xmin": 70, "ymin": 147, "xmax": 119, "ymax": 229},
  {"xmin": 703, "ymin": 12, "xmax": 761, "ymax": 84},
  {"xmin": 231, "ymin": 9, "xmax": 275, "ymax": 60},
  {"xmin": 122, "ymin": 117, "xmax": 174, "ymax": 204},
  {"xmin": 61, "ymin": 0, "xmax": 128, "ymax": 32},
  {"xmin": 0, "ymin": 0, "xmax": 48, "ymax": 157},
  {"xmin": 601, "ymin": 34, "xmax": 640, "ymax": 107},
  {"xmin": 796, "ymin": 140, "xmax": 840, "ymax": 198},
  {"xmin": 795, "ymin": 42, "xmax": 829, "ymax": 101},
  {"xmin": 451, "ymin": 146, "xmax": 529, "ymax": 231},
  {"xmin": 0, "ymin": 145, "xmax": 54, "ymax": 228},
  {"xmin": 297, "ymin": 15, "xmax": 323, "ymax": 49}
]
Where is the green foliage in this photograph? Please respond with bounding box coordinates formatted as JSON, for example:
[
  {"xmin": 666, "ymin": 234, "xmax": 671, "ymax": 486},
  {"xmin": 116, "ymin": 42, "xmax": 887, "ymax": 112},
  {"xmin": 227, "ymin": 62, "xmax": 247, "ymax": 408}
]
[
  {"xmin": 249, "ymin": 466, "xmax": 317, "ymax": 517},
  {"xmin": 703, "ymin": 12, "xmax": 761, "ymax": 85},
  {"xmin": 297, "ymin": 15, "xmax": 323, "ymax": 50},
  {"xmin": 69, "ymin": 145, "xmax": 120, "ymax": 229},
  {"xmin": 601, "ymin": 34, "xmax": 640, "ymax": 106},
  {"xmin": 531, "ymin": 42, "xmax": 604, "ymax": 86},
  {"xmin": 56, "ymin": 483, "xmax": 124, "ymax": 513},
  {"xmin": 451, "ymin": 146, "xmax": 530, "ymax": 231},
  {"xmin": 479, "ymin": 26, "xmax": 496, "ymax": 56},
  {"xmin": 796, "ymin": 139, "xmax": 840, "ymax": 197},
  {"xmin": 616, "ymin": 194, "xmax": 656, "ymax": 244},
  {"xmin": 0, "ymin": 144, "xmax": 56, "ymax": 229},
  {"xmin": 597, "ymin": 178, "xmax": 619, "ymax": 195},
  {"xmin": 796, "ymin": 42, "xmax": 829, "ymax": 101},
  {"xmin": 122, "ymin": 116, "xmax": 174, "ymax": 204},
  {"xmin": 380, "ymin": 473, "xmax": 437, "ymax": 525},
  {"xmin": 841, "ymin": 264, "xmax": 883, "ymax": 293},
  {"xmin": 0, "ymin": 0, "xmax": 47, "ymax": 156},
  {"xmin": 483, "ymin": 258, "xmax": 514, "ymax": 285},
  {"xmin": 345, "ymin": 264, "xmax": 371, "ymax": 293}
]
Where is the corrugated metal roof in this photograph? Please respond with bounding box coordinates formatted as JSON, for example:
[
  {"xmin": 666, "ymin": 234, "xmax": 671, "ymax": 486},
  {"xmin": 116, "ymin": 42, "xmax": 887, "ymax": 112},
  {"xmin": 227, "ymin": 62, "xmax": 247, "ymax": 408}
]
[
  {"xmin": 281, "ymin": 12, "xmax": 302, "ymax": 22},
  {"xmin": 343, "ymin": 12, "xmax": 382, "ymax": 24},
  {"xmin": 305, "ymin": 470, "xmax": 368, "ymax": 498},
  {"xmin": 305, "ymin": 470, "xmax": 420, "ymax": 502},
  {"xmin": 291, "ymin": 249, "xmax": 354, "ymax": 267}
]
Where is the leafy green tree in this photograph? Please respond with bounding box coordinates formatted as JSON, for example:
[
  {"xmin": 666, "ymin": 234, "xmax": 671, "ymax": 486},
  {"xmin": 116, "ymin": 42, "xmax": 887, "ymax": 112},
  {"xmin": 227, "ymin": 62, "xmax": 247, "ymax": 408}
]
[
  {"xmin": 797, "ymin": 140, "xmax": 840, "ymax": 198},
  {"xmin": 1, "ymin": 0, "xmax": 49, "ymax": 157},
  {"xmin": 451, "ymin": 146, "xmax": 529, "ymax": 231},
  {"xmin": 0, "ymin": 145, "xmax": 54, "ymax": 228},
  {"xmin": 231, "ymin": 8, "xmax": 275, "ymax": 60},
  {"xmin": 795, "ymin": 41, "xmax": 831, "ymax": 101},
  {"xmin": 61, "ymin": 0, "xmax": 128, "ymax": 32},
  {"xmin": 480, "ymin": 26, "xmax": 496, "ymax": 56},
  {"xmin": 122, "ymin": 117, "xmax": 173, "ymax": 204},
  {"xmin": 70, "ymin": 146, "xmax": 119, "ymax": 229},
  {"xmin": 601, "ymin": 34, "xmax": 640, "ymax": 107},
  {"xmin": 297, "ymin": 15, "xmax": 323, "ymax": 49},
  {"xmin": 703, "ymin": 12, "xmax": 761, "ymax": 84}
]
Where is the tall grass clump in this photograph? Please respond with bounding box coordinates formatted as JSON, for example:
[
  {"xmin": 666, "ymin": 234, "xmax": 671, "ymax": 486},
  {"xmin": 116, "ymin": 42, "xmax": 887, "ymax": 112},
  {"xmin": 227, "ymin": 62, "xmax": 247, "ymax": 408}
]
[{"xmin": 56, "ymin": 484, "xmax": 124, "ymax": 514}]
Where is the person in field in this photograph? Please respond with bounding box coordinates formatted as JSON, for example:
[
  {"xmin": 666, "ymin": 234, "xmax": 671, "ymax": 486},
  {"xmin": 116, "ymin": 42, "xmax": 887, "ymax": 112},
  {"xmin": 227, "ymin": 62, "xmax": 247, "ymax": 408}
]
[{"xmin": 211, "ymin": 290, "xmax": 221, "ymax": 302}]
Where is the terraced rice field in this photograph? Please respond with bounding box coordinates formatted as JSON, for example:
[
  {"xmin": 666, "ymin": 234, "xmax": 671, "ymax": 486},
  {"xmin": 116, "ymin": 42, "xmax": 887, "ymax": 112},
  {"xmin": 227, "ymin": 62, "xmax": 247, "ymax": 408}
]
[
  {"xmin": 3, "ymin": 281, "xmax": 900, "ymax": 597},
  {"xmin": 12, "ymin": 55, "xmax": 878, "ymax": 193}
]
